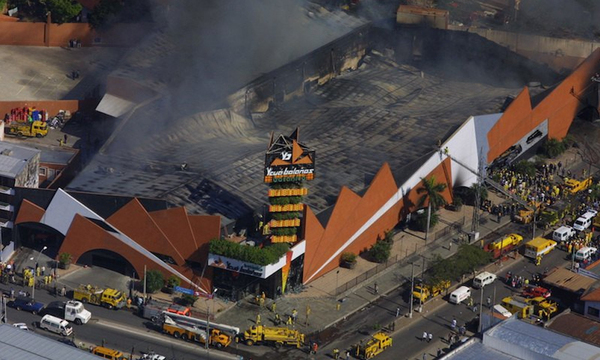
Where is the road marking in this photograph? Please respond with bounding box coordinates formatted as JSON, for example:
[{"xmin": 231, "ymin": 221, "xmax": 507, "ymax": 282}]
[
  {"xmin": 94, "ymin": 319, "xmax": 238, "ymax": 360},
  {"xmin": 15, "ymin": 75, "xmax": 36, "ymax": 96}
]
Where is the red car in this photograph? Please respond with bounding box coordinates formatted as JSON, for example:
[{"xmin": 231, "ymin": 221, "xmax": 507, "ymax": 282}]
[{"xmin": 522, "ymin": 286, "xmax": 551, "ymax": 298}]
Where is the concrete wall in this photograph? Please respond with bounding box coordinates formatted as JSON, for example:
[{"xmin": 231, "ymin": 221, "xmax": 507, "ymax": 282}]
[
  {"xmin": 462, "ymin": 27, "xmax": 600, "ymax": 71},
  {"xmin": 227, "ymin": 24, "xmax": 371, "ymax": 115},
  {"xmin": 0, "ymin": 22, "xmax": 151, "ymax": 47},
  {"xmin": 0, "ymin": 100, "xmax": 99, "ymax": 118}
]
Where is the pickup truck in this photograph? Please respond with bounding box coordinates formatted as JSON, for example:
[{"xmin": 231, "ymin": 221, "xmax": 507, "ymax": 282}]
[
  {"xmin": 40, "ymin": 300, "xmax": 92, "ymax": 325},
  {"xmin": 10, "ymin": 296, "xmax": 44, "ymax": 314}
]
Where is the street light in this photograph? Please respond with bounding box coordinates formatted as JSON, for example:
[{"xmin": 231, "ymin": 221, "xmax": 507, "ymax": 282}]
[
  {"xmin": 206, "ymin": 288, "xmax": 218, "ymax": 350},
  {"xmin": 31, "ymin": 246, "xmax": 47, "ymax": 300},
  {"xmin": 408, "ymin": 262, "xmax": 420, "ymax": 318},
  {"xmin": 335, "ymin": 270, "xmax": 340, "ymax": 298}
]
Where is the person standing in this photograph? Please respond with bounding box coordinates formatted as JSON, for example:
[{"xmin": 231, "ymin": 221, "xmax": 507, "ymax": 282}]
[
  {"xmin": 396, "ymin": 307, "xmax": 401, "ymax": 317},
  {"xmin": 345, "ymin": 350, "xmax": 351, "ymax": 360}
]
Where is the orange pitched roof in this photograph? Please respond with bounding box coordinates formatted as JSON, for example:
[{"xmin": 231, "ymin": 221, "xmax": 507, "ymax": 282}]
[
  {"xmin": 107, "ymin": 199, "xmax": 186, "ymax": 266},
  {"xmin": 187, "ymin": 215, "xmax": 220, "ymax": 264},
  {"xmin": 15, "ymin": 199, "xmax": 45, "ymax": 224},
  {"xmin": 582, "ymin": 287, "xmax": 600, "ymax": 302},
  {"xmin": 304, "ymin": 186, "xmax": 361, "ymax": 278},
  {"xmin": 150, "ymin": 207, "xmax": 198, "ymax": 260}
]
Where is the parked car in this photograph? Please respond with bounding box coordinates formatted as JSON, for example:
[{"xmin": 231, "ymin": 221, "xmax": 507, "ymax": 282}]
[
  {"xmin": 10, "ymin": 296, "xmax": 44, "ymax": 314},
  {"xmin": 522, "ymin": 286, "xmax": 551, "ymax": 299},
  {"xmin": 140, "ymin": 353, "xmax": 167, "ymax": 360},
  {"xmin": 12, "ymin": 323, "xmax": 29, "ymax": 331}
]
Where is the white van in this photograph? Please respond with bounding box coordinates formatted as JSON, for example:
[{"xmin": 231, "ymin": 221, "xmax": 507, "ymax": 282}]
[
  {"xmin": 493, "ymin": 304, "xmax": 513, "ymax": 318},
  {"xmin": 575, "ymin": 246, "xmax": 597, "ymax": 262},
  {"xmin": 449, "ymin": 286, "xmax": 471, "ymax": 304},
  {"xmin": 39, "ymin": 314, "xmax": 73, "ymax": 336},
  {"xmin": 553, "ymin": 226, "xmax": 576, "ymax": 242},
  {"xmin": 473, "ymin": 272, "xmax": 497, "ymax": 289},
  {"xmin": 573, "ymin": 212, "xmax": 596, "ymax": 232}
]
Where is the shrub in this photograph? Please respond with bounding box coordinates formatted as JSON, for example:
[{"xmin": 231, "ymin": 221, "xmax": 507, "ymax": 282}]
[
  {"xmin": 413, "ymin": 211, "xmax": 439, "ymax": 231},
  {"xmin": 369, "ymin": 233, "xmax": 393, "ymax": 263},
  {"xmin": 341, "ymin": 252, "xmax": 357, "ymax": 263},
  {"xmin": 209, "ymin": 239, "xmax": 290, "ymax": 265},
  {"xmin": 144, "ymin": 269, "xmax": 164, "ymax": 293},
  {"xmin": 271, "ymin": 212, "xmax": 301, "ymax": 220},
  {"xmin": 58, "ymin": 252, "xmax": 72, "ymax": 266},
  {"xmin": 179, "ymin": 294, "xmax": 198, "ymax": 307},
  {"xmin": 453, "ymin": 196, "xmax": 463, "ymax": 207},
  {"xmin": 167, "ymin": 275, "xmax": 181, "ymax": 288}
]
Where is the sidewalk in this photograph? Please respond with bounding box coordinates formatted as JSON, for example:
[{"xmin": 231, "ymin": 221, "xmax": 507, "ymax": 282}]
[{"xmin": 212, "ymin": 201, "xmax": 514, "ymax": 338}]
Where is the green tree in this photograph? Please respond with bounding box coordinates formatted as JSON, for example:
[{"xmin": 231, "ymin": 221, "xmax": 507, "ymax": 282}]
[
  {"xmin": 453, "ymin": 244, "xmax": 492, "ymax": 280},
  {"xmin": 88, "ymin": 0, "xmax": 123, "ymax": 29},
  {"xmin": 541, "ymin": 138, "xmax": 567, "ymax": 158},
  {"xmin": 417, "ymin": 176, "xmax": 447, "ymax": 241},
  {"xmin": 514, "ymin": 160, "xmax": 536, "ymax": 178},
  {"xmin": 428, "ymin": 254, "xmax": 455, "ymax": 285},
  {"xmin": 43, "ymin": 0, "xmax": 82, "ymax": 24},
  {"xmin": 144, "ymin": 269, "xmax": 165, "ymax": 293}
]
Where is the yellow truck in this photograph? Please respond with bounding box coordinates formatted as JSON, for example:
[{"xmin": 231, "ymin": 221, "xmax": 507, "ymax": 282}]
[
  {"xmin": 514, "ymin": 209, "xmax": 534, "ymax": 224},
  {"xmin": 354, "ymin": 332, "xmax": 392, "ymax": 359},
  {"xmin": 162, "ymin": 318, "xmax": 232, "ymax": 348},
  {"xmin": 72, "ymin": 284, "xmax": 126, "ymax": 310},
  {"xmin": 501, "ymin": 296, "xmax": 530, "ymax": 315},
  {"xmin": 413, "ymin": 280, "xmax": 450, "ymax": 303},
  {"xmin": 5, "ymin": 120, "xmax": 48, "ymax": 138},
  {"xmin": 564, "ymin": 177, "xmax": 593, "ymax": 195},
  {"xmin": 485, "ymin": 233, "xmax": 523, "ymax": 259},
  {"xmin": 526, "ymin": 297, "xmax": 558, "ymax": 318},
  {"xmin": 524, "ymin": 237, "xmax": 557, "ymax": 259},
  {"xmin": 242, "ymin": 325, "xmax": 305, "ymax": 348}
]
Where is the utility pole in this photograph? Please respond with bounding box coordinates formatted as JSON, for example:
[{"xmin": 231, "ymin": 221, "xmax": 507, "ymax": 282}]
[
  {"xmin": 478, "ymin": 286, "xmax": 484, "ymax": 333},
  {"xmin": 409, "ymin": 263, "xmax": 415, "ymax": 318},
  {"xmin": 143, "ymin": 265, "xmax": 147, "ymax": 301},
  {"xmin": 471, "ymin": 156, "xmax": 485, "ymax": 239}
]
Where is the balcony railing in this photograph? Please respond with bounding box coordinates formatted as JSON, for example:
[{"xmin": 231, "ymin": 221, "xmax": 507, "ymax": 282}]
[
  {"xmin": 270, "ymin": 219, "xmax": 301, "ymax": 228},
  {"xmin": 269, "ymin": 204, "xmax": 304, "ymax": 212},
  {"xmin": 271, "ymin": 235, "xmax": 298, "ymax": 243},
  {"xmin": 268, "ymin": 188, "xmax": 308, "ymax": 197}
]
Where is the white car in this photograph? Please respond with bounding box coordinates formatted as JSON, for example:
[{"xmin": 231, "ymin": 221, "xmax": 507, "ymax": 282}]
[
  {"xmin": 12, "ymin": 323, "xmax": 29, "ymax": 331},
  {"xmin": 140, "ymin": 353, "xmax": 166, "ymax": 360}
]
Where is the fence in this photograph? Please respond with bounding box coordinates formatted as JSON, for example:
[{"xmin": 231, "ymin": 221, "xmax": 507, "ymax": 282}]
[
  {"xmin": 333, "ymin": 216, "xmax": 466, "ymax": 296},
  {"xmin": 434, "ymin": 216, "xmax": 466, "ymax": 241},
  {"xmin": 333, "ymin": 254, "xmax": 399, "ymax": 296}
]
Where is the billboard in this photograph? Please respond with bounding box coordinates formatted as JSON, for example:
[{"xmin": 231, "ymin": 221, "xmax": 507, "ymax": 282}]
[{"xmin": 264, "ymin": 129, "xmax": 315, "ymax": 183}]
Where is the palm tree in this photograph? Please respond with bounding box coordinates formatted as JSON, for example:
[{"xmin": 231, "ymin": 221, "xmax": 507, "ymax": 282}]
[{"xmin": 417, "ymin": 176, "xmax": 448, "ymax": 242}]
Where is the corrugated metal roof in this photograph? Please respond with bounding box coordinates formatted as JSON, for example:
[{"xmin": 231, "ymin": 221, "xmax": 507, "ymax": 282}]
[
  {"xmin": 548, "ymin": 312, "xmax": 600, "ymax": 347},
  {"xmin": 543, "ymin": 267, "xmax": 597, "ymax": 294},
  {"xmin": 0, "ymin": 142, "xmax": 40, "ymax": 178},
  {"xmin": 443, "ymin": 340, "xmax": 520, "ymax": 360},
  {"xmin": 448, "ymin": 317, "xmax": 600, "ymax": 359},
  {"xmin": 0, "ymin": 324, "xmax": 100, "ymax": 359},
  {"xmin": 487, "ymin": 317, "xmax": 572, "ymax": 356}
]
